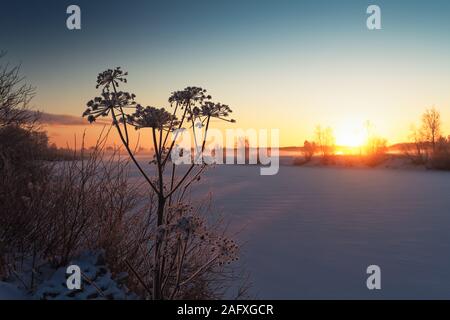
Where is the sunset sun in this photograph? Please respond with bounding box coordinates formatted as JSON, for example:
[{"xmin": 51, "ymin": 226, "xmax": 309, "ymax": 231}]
[{"xmin": 335, "ymin": 121, "xmax": 366, "ymax": 148}]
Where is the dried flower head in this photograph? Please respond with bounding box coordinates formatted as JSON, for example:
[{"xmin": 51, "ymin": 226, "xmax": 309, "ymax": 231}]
[
  {"xmin": 96, "ymin": 67, "xmax": 128, "ymax": 89},
  {"xmin": 127, "ymin": 105, "xmax": 178, "ymax": 130},
  {"xmin": 214, "ymin": 237, "xmax": 239, "ymax": 265},
  {"xmin": 192, "ymin": 101, "xmax": 235, "ymax": 122},
  {"xmin": 83, "ymin": 91, "xmax": 136, "ymax": 123},
  {"xmin": 168, "ymin": 87, "xmax": 211, "ymax": 106}
]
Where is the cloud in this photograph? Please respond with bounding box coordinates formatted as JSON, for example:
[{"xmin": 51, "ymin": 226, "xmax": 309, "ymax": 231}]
[{"xmin": 38, "ymin": 112, "xmax": 109, "ymax": 126}]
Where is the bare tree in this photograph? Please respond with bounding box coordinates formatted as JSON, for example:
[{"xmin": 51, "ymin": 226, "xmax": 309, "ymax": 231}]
[
  {"xmin": 302, "ymin": 140, "xmax": 316, "ymax": 162},
  {"xmin": 421, "ymin": 107, "xmax": 441, "ymax": 153},
  {"xmin": 363, "ymin": 121, "xmax": 387, "ymax": 159},
  {"xmin": 315, "ymin": 125, "xmax": 335, "ymax": 161},
  {"xmin": 404, "ymin": 124, "xmax": 427, "ymax": 164},
  {"xmin": 0, "ymin": 51, "xmax": 38, "ymax": 128}
]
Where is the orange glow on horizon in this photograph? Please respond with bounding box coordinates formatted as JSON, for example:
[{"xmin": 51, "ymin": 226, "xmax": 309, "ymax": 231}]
[{"xmin": 335, "ymin": 119, "xmax": 367, "ymax": 148}]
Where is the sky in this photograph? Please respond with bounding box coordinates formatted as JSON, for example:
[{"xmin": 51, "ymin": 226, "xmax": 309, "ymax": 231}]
[{"xmin": 1, "ymin": 0, "xmax": 450, "ymax": 147}]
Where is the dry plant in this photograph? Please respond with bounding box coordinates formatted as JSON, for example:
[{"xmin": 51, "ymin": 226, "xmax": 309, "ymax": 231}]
[
  {"xmin": 0, "ymin": 128, "xmax": 140, "ymax": 289},
  {"xmin": 0, "ymin": 55, "xmax": 245, "ymax": 299},
  {"xmin": 82, "ymin": 67, "xmax": 241, "ymax": 299}
]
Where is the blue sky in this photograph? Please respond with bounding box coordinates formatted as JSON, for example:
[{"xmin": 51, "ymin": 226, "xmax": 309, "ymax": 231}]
[{"xmin": 2, "ymin": 0, "xmax": 450, "ymax": 146}]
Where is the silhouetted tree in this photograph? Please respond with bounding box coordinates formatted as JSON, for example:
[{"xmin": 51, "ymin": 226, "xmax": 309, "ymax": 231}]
[
  {"xmin": 315, "ymin": 125, "xmax": 335, "ymax": 162},
  {"xmin": 407, "ymin": 124, "xmax": 427, "ymax": 164},
  {"xmin": 421, "ymin": 107, "xmax": 441, "ymax": 153},
  {"xmin": 302, "ymin": 140, "xmax": 316, "ymax": 162},
  {"xmin": 0, "ymin": 51, "xmax": 38, "ymax": 128},
  {"xmin": 363, "ymin": 121, "xmax": 387, "ymax": 166}
]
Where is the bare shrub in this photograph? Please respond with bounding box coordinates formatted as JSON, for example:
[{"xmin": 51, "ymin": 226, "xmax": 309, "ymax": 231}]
[
  {"xmin": 293, "ymin": 140, "xmax": 316, "ymax": 166},
  {"xmin": 302, "ymin": 140, "xmax": 316, "ymax": 162},
  {"xmin": 0, "ymin": 130, "xmax": 140, "ymax": 286},
  {"xmin": 429, "ymin": 136, "xmax": 450, "ymax": 170},
  {"xmin": 403, "ymin": 125, "xmax": 427, "ymax": 165},
  {"xmin": 363, "ymin": 137, "xmax": 387, "ymax": 167}
]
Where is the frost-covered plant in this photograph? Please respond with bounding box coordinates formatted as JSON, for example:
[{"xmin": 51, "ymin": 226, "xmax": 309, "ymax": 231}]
[{"xmin": 83, "ymin": 68, "xmax": 238, "ymax": 299}]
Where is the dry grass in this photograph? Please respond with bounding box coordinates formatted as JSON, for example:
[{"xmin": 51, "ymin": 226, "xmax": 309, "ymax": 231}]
[{"xmin": 0, "ymin": 127, "xmax": 246, "ymax": 298}]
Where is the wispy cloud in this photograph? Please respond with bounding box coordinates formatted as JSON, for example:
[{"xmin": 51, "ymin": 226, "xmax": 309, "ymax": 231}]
[{"xmin": 38, "ymin": 112, "xmax": 109, "ymax": 126}]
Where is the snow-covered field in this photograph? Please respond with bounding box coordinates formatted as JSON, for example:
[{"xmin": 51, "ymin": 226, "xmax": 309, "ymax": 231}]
[
  {"xmin": 5, "ymin": 158, "xmax": 449, "ymax": 299},
  {"xmin": 184, "ymin": 162, "xmax": 450, "ymax": 299}
]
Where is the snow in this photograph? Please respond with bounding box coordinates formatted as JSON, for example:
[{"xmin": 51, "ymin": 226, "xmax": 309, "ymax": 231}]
[
  {"xmin": 126, "ymin": 156, "xmax": 450, "ymax": 298},
  {"xmin": 34, "ymin": 251, "xmax": 134, "ymax": 300},
  {"xmin": 0, "ymin": 282, "xmax": 28, "ymax": 300},
  {"xmin": 3, "ymin": 156, "xmax": 450, "ymax": 299},
  {"xmin": 194, "ymin": 162, "xmax": 450, "ymax": 299},
  {"xmin": 0, "ymin": 251, "xmax": 137, "ymax": 300}
]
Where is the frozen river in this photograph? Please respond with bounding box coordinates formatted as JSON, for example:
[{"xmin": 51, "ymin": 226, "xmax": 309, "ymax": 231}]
[
  {"xmin": 130, "ymin": 159, "xmax": 450, "ymax": 299},
  {"xmin": 198, "ymin": 164, "xmax": 450, "ymax": 299}
]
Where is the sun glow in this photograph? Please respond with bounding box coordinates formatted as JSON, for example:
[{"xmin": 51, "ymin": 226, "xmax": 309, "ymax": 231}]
[{"xmin": 335, "ymin": 121, "xmax": 366, "ymax": 148}]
